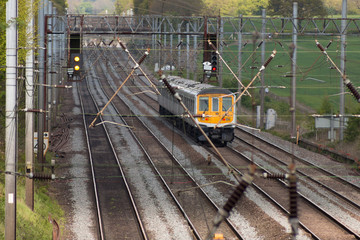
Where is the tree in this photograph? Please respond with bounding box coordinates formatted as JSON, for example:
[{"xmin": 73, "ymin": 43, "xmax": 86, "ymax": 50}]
[
  {"xmin": 319, "ymin": 96, "xmax": 333, "ymax": 115},
  {"xmin": 134, "ymin": 0, "xmax": 150, "ymax": 15},
  {"xmin": 267, "ymin": 0, "xmax": 327, "ymax": 18},
  {"xmin": 0, "ymin": 0, "xmax": 5, "ymax": 132},
  {"xmin": 76, "ymin": 1, "xmax": 94, "ymax": 14},
  {"xmin": 202, "ymin": 0, "xmax": 268, "ymax": 16},
  {"xmin": 344, "ymin": 108, "xmax": 360, "ymax": 142},
  {"xmin": 115, "ymin": 0, "xmax": 134, "ymax": 15},
  {"xmin": 149, "ymin": 0, "xmax": 204, "ymax": 15},
  {"xmin": 134, "ymin": 0, "xmax": 204, "ymax": 15}
]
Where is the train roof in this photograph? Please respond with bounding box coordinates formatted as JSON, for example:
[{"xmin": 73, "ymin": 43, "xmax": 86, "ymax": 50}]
[{"xmin": 164, "ymin": 76, "xmax": 233, "ymax": 96}]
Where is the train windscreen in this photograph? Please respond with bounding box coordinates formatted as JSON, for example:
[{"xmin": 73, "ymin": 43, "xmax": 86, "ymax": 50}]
[
  {"xmin": 199, "ymin": 97, "xmax": 209, "ymax": 111},
  {"xmin": 222, "ymin": 97, "xmax": 232, "ymax": 111}
]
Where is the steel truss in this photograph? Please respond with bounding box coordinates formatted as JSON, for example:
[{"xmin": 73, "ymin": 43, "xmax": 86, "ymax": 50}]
[{"xmin": 48, "ymin": 15, "xmax": 360, "ymax": 36}]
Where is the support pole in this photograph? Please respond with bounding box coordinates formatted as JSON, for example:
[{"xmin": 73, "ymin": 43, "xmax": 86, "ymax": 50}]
[
  {"xmin": 170, "ymin": 32, "xmax": 173, "ymax": 75},
  {"xmin": 178, "ymin": 24, "xmax": 181, "ymax": 74},
  {"xmin": 193, "ymin": 22, "xmax": 198, "ymax": 81},
  {"xmin": 291, "ymin": 2, "xmax": 298, "ymax": 139},
  {"xmin": 218, "ymin": 16, "xmax": 223, "ymax": 87},
  {"xmin": 339, "ymin": 0, "xmax": 347, "ymax": 141},
  {"xmin": 47, "ymin": 2, "xmax": 53, "ymax": 135},
  {"xmin": 186, "ymin": 23, "xmax": 190, "ymax": 79},
  {"xmin": 237, "ymin": 15, "xmax": 243, "ymax": 118},
  {"xmin": 5, "ymin": 0, "xmax": 18, "ymax": 237},
  {"xmin": 37, "ymin": 0, "xmax": 45, "ymax": 169},
  {"xmin": 260, "ymin": 9, "xmax": 266, "ymax": 129},
  {"xmin": 25, "ymin": 0, "xmax": 35, "ymax": 211},
  {"xmin": 52, "ymin": 8, "xmax": 58, "ymax": 125}
]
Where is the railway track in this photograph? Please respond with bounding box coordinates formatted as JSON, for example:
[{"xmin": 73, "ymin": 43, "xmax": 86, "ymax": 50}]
[
  {"xmin": 82, "ymin": 44, "xmax": 360, "ymax": 239},
  {"xmin": 90, "ymin": 45, "xmax": 310, "ymax": 239},
  {"xmin": 229, "ymin": 127, "xmax": 360, "ymax": 239},
  {"xmin": 78, "ymin": 55, "xmax": 147, "ymax": 240},
  {"xmin": 86, "ymin": 47, "xmax": 246, "ymax": 239}
]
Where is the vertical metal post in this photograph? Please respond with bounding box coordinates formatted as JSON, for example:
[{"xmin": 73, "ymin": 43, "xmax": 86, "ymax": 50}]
[
  {"xmin": 330, "ymin": 114, "xmax": 335, "ymax": 142},
  {"xmin": 25, "ymin": 0, "xmax": 35, "ymax": 211},
  {"xmin": 186, "ymin": 23, "xmax": 190, "ymax": 79},
  {"xmin": 260, "ymin": 9, "xmax": 266, "ymax": 129},
  {"xmin": 203, "ymin": 16, "xmax": 208, "ymax": 83},
  {"xmin": 218, "ymin": 16, "xmax": 223, "ymax": 87},
  {"xmin": 291, "ymin": 2, "xmax": 298, "ymax": 138},
  {"xmin": 5, "ymin": 0, "xmax": 18, "ymax": 237},
  {"xmin": 52, "ymin": 8, "xmax": 58, "ymax": 126},
  {"xmin": 237, "ymin": 15, "xmax": 243, "ymax": 120},
  {"xmin": 37, "ymin": 0, "xmax": 45, "ymax": 169},
  {"xmin": 47, "ymin": 2, "xmax": 53, "ymax": 134},
  {"xmin": 193, "ymin": 21, "xmax": 198, "ymax": 81},
  {"xmin": 339, "ymin": 0, "xmax": 347, "ymax": 141},
  {"xmin": 152, "ymin": 18, "xmax": 155, "ymax": 66},
  {"xmin": 164, "ymin": 24, "xmax": 167, "ymax": 68},
  {"xmin": 159, "ymin": 19, "xmax": 163, "ymax": 70},
  {"xmin": 170, "ymin": 33, "xmax": 173, "ymax": 75},
  {"xmin": 178, "ymin": 24, "xmax": 181, "ymax": 73},
  {"xmin": 164, "ymin": 24, "xmax": 167, "ymax": 47}
]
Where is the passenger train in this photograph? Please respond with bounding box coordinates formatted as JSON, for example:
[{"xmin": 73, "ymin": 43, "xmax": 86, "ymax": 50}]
[{"xmin": 158, "ymin": 76, "xmax": 236, "ymax": 145}]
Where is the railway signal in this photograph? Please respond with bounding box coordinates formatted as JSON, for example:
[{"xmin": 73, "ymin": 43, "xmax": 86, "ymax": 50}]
[
  {"xmin": 211, "ymin": 51, "xmax": 217, "ymax": 72},
  {"xmin": 71, "ymin": 53, "xmax": 82, "ymax": 75},
  {"xmin": 68, "ymin": 53, "xmax": 83, "ymax": 79}
]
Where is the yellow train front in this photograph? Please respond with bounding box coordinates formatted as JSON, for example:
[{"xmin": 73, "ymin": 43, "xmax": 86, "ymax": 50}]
[{"xmin": 158, "ymin": 76, "xmax": 236, "ymax": 145}]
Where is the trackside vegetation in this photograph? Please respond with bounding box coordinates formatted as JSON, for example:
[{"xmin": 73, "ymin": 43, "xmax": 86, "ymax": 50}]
[{"xmin": 1, "ymin": 0, "xmax": 67, "ymax": 238}]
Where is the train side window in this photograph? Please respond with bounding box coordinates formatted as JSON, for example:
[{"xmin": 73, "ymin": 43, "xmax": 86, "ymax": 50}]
[
  {"xmin": 222, "ymin": 97, "xmax": 232, "ymax": 111},
  {"xmin": 199, "ymin": 97, "xmax": 209, "ymax": 111},
  {"xmin": 212, "ymin": 97, "xmax": 219, "ymax": 111}
]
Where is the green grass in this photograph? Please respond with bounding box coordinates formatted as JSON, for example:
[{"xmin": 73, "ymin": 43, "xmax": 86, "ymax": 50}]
[
  {"xmin": 219, "ymin": 35, "xmax": 360, "ymax": 114},
  {"xmin": 0, "ymin": 149, "xmax": 64, "ymax": 239}
]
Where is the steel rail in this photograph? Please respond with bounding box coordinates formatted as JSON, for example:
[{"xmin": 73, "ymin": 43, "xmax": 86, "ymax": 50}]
[
  {"xmin": 94, "ymin": 47, "xmax": 245, "ymax": 239},
  {"xmin": 233, "ymin": 127, "xmax": 360, "ymax": 239},
  {"xmin": 80, "ymin": 52, "xmax": 148, "ymax": 240},
  {"xmin": 236, "ymin": 127, "xmax": 360, "ymax": 201}
]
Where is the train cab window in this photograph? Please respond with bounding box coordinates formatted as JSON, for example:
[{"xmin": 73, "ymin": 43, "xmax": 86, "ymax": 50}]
[
  {"xmin": 212, "ymin": 97, "xmax": 219, "ymax": 111},
  {"xmin": 222, "ymin": 97, "xmax": 233, "ymax": 111},
  {"xmin": 199, "ymin": 97, "xmax": 209, "ymax": 111}
]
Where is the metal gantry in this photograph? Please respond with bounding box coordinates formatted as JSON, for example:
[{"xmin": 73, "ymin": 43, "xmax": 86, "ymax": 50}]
[
  {"xmin": 47, "ymin": 14, "xmax": 360, "ymax": 36},
  {"xmin": 44, "ymin": 13, "xmax": 360, "ymax": 137}
]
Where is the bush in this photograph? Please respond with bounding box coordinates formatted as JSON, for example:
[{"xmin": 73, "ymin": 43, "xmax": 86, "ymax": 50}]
[{"xmin": 344, "ymin": 108, "xmax": 360, "ymax": 142}]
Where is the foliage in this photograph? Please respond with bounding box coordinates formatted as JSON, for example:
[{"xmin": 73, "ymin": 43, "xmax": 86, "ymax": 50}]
[
  {"xmin": 267, "ymin": 0, "xmax": 327, "ymax": 18},
  {"xmin": 51, "ymin": 0, "xmax": 68, "ymax": 14},
  {"xmin": 344, "ymin": 108, "xmax": 360, "ymax": 142},
  {"xmin": 149, "ymin": 0, "xmax": 204, "ymax": 15},
  {"xmin": 134, "ymin": 0, "xmax": 150, "ymax": 15},
  {"xmin": 115, "ymin": 0, "xmax": 134, "ymax": 15},
  {"xmin": 77, "ymin": 1, "xmax": 94, "ymax": 14},
  {"xmin": 0, "ymin": 0, "xmax": 5, "ymax": 75},
  {"xmin": 0, "ymin": 173, "xmax": 64, "ymax": 239},
  {"xmin": 202, "ymin": 0, "xmax": 268, "ymax": 16},
  {"xmin": 134, "ymin": 0, "xmax": 268, "ymax": 16},
  {"xmin": 323, "ymin": 0, "xmax": 360, "ymax": 15},
  {"xmin": 319, "ymin": 96, "xmax": 333, "ymax": 114},
  {"xmin": 0, "ymin": 0, "xmax": 6, "ymax": 136}
]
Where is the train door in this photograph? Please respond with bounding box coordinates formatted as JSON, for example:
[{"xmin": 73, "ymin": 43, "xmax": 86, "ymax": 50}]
[{"xmin": 208, "ymin": 96, "xmax": 222, "ymax": 124}]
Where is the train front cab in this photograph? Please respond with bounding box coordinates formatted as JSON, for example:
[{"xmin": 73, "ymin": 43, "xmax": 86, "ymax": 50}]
[{"xmin": 196, "ymin": 91, "xmax": 235, "ymax": 144}]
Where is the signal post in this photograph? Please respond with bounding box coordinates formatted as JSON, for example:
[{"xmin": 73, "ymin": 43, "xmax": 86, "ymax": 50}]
[{"xmin": 203, "ymin": 33, "xmax": 218, "ymax": 83}]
